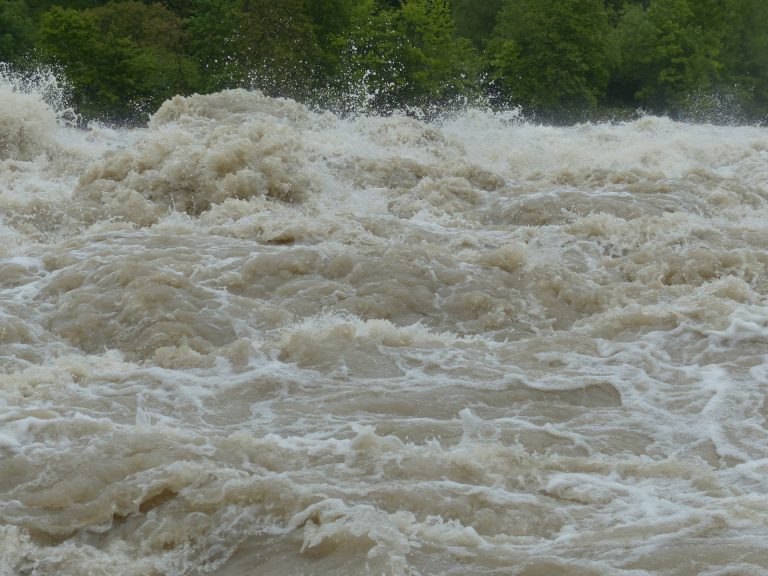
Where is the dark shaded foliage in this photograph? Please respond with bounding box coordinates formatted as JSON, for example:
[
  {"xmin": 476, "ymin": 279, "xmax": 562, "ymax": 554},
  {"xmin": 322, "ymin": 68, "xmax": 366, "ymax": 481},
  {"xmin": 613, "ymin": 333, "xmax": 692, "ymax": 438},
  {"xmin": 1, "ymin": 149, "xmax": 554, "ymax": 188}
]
[{"xmin": 3, "ymin": 0, "xmax": 766, "ymax": 123}]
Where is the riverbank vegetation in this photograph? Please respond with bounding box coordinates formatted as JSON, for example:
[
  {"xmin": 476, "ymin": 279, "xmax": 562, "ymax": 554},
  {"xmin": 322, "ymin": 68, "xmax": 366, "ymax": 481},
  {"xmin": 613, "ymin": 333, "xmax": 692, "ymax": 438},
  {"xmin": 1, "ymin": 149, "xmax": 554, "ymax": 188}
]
[{"xmin": 2, "ymin": 0, "xmax": 767, "ymax": 123}]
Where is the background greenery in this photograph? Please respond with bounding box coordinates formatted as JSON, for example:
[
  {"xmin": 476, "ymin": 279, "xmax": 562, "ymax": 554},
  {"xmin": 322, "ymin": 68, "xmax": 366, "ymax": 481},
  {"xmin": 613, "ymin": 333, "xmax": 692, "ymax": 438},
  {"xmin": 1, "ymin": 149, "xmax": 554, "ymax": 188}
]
[{"xmin": 2, "ymin": 0, "xmax": 766, "ymax": 123}]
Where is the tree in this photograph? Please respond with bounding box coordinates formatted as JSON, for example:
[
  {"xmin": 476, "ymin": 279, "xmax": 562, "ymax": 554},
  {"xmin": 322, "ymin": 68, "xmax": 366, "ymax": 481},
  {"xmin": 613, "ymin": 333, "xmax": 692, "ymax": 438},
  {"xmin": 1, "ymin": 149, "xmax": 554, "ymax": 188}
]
[
  {"xmin": 450, "ymin": 0, "xmax": 503, "ymax": 48},
  {"xmin": 719, "ymin": 0, "xmax": 768, "ymax": 119},
  {"xmin": 0, "ymin": 0, "xmax": 34, "ymax": 63},
  {"xmin": 37, "ymin": 4, "xmax": 194, "ymax": 120},
  {"xmin": 185, "ymin": 0, "xmax": 321, "ymax": 101},
  {"xmin": 183, "ymin": 0, "xmax": 246, "ymax": 92},
  {"xmin": 25, "ymin": 0, "xmax": 112, "ymax": 15},
  {"xmin": 305, "ymin": 0, "xmax": 356, "ymax": 43},
  {"xmin": 613, "ymin": 0, "xmax": 723, "ymax": 113},
  {"xmin": 398, "ymin": 0, "xmax": 480, "ymax": 105},
  {"xmin": 92, "ymin": 1, "xmax": 198, "ymax": 98},
  {"xmin": 239, "ymin": 0, "xmax": 321, "ymax": 101},
  {"xmin": 36, "ymin": 6, "xmax": 103, "ymax": 114},
  {"xmin": 486, "ymin": 0, "xmax": 614, "ymax": 116},
  {"xmin": 331, "ymin": 0, "xmax": 481, "ymax": 113}
]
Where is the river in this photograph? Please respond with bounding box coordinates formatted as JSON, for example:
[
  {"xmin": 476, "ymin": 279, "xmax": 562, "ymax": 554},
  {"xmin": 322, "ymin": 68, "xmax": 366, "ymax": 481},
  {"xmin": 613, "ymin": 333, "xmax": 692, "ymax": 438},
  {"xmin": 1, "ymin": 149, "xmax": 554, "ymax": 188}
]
[{"xmin": 2, "ymin": 77, "xmax": 768, "ymax": 575}]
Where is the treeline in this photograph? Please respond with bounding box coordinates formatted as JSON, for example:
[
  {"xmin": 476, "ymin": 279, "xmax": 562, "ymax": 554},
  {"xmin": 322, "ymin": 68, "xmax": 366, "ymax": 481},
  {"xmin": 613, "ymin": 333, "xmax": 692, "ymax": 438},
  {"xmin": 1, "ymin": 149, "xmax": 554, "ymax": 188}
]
[{"xmin": 2, "ymin": 0, "xmax": 767, "ymax": 123}]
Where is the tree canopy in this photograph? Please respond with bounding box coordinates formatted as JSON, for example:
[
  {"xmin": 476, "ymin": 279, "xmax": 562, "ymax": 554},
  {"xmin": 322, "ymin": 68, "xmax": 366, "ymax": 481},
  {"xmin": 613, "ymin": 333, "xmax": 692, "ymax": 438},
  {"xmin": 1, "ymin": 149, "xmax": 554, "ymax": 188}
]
[
  {"xmin": 486, "ymin": 0, "xmax": 614, "ymax": 116},
  {"xmin": 0, "ymin": 0, "xmax": 34, "ymax": 63},
  {"xmin": 1, "ymin": 0, "xmax": 765, "ymax": 123}
]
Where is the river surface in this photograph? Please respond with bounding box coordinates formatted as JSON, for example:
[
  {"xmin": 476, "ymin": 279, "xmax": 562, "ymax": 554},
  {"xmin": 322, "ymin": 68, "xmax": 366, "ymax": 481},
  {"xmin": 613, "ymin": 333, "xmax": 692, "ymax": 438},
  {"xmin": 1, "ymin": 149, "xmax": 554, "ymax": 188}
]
[{"xmin": 2, "ymin": 76, "xmax": 768, "ymax": 576}]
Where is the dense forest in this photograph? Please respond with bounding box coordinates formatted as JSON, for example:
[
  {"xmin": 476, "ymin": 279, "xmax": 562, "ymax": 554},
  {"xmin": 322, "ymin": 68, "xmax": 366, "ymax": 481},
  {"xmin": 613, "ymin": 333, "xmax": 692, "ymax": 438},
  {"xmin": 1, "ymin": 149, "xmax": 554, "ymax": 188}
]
[{"xmin": 2, "ymin": 0, "xmax": 767, "ymax": 124}]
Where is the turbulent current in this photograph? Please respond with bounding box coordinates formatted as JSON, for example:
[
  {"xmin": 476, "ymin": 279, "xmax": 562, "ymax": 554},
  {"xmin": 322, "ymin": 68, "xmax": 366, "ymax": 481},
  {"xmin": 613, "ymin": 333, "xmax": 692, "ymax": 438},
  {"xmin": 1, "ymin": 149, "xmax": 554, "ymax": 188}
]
[{"xmin": 2, "ymin": 78, "xmax": 768, "ymax": 576}]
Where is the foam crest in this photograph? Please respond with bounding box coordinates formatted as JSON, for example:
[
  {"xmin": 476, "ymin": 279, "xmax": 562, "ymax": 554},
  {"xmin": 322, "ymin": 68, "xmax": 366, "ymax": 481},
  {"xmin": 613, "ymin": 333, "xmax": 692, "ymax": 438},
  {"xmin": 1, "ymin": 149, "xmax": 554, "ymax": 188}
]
[
  {"xmin": 0, "ymin": 78, "xmax": 58, "ymax": 162},
  {"xmin": 74, "ymin": 90, "xmax": 318, "ymax": 225}
]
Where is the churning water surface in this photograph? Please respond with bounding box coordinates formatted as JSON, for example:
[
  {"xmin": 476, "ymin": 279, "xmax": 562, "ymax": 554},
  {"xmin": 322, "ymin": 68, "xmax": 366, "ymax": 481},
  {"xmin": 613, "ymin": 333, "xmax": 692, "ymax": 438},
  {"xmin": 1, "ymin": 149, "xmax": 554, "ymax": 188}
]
[{"xmin": 2, "ymin": 76, "xmax": 768, "ymax": 576}]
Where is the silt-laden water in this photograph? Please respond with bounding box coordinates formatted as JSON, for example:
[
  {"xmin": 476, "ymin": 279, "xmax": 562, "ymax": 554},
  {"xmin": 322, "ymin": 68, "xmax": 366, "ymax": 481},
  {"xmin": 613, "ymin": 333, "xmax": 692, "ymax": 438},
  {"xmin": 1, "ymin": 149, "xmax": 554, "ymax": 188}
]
[{"xmin": 2, "ymin": 80, "xmax": 768, "ymax": 575}]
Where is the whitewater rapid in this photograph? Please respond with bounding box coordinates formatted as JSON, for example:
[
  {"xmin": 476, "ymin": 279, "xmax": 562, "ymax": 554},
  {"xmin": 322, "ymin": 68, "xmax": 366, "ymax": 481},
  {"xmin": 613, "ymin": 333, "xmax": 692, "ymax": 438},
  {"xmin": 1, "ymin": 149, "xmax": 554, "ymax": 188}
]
[{"xmin": 2, "ymin": 78, "xmax": 768, "ymax": 575}]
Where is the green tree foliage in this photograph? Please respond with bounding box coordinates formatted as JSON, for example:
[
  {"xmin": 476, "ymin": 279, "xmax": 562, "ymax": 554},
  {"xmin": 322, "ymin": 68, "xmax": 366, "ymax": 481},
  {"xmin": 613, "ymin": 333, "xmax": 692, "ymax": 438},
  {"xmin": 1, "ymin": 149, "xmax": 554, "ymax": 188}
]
[
  {"xmin": 450, "ymin": 0, "xmax": 503, "ymax": 48},
  {"xmin": 613, "ymin": 0, "xmax": 723, "ymax": 112},
  {"xmin": 720, "ymin": 0, "xmax": 768, "ymax": 118},
  {"xmin": 36, "ymin": 7, "xmax": 104, "ymax": 115},
  {"xmin": 397, "ymin": 0, "xmax": 480, "ymax": 106},
  {"xmin": 3, "ymin": 0, "xmax": 768, "ymax": 123},
  {"xmin": 37, "ymin": 3, "xmax": 196, "ymax": 120},
  {"xmin": 185, "ymin": 0, "xmax": 320, "ymax": 101},
  {"xmin": 306, "ymin": 0, "xmax": 356, "ymax": 43},
  {"xmin": 237, "ymin": 0, "xmax": 320, "ymax": 101},
  {"xmin": 329, "ymin": 1, "xmax": 412, "ymax": 111},
  {"xmin": 25, "ymin": 0, "xmax": 113, "ymax": 18},
  {"xmin": 93, "ymin": 1, "xmax": 198, "ymax": 103},
  {"xmin": 0, "ymin": 0, "xmax": 34, "ymax": 63},
  {"xmin": 333, "ymin": 0, "xmax": 480, "ymax": 113},
  {"xmin": 183, "ymin": 0, "xmax": 250, "ymax": 92},
  {"xmin": 486, "ymin": 0, "xmax": 614, "ymax": 115}
]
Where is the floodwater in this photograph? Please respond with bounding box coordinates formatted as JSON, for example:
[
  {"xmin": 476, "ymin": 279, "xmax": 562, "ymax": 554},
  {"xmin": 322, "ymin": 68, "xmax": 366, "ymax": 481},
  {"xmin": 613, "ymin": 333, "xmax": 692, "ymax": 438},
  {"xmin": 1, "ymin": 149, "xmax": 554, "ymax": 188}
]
[{"xmin": 2, "ymin": 76, "xmax": 768, "ymax": 576}]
